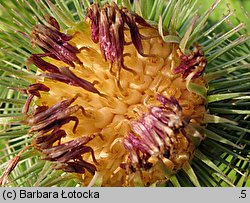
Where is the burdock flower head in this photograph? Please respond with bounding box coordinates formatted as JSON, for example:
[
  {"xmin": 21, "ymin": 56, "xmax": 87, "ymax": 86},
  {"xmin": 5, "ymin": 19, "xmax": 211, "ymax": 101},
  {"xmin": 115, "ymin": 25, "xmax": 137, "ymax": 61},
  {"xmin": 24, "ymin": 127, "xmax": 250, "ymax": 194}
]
[{"xmin": 0, "ymin": 0, "xmax": 249, "ymax": 187}]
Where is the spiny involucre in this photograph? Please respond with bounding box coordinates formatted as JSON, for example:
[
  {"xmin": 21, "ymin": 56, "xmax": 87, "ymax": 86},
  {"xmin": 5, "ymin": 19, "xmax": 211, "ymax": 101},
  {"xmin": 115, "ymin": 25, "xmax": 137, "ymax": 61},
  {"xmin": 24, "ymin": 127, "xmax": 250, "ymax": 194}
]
[{"xmin": 0, "ymin": 0, "xmax": 249, "ymax": 187}]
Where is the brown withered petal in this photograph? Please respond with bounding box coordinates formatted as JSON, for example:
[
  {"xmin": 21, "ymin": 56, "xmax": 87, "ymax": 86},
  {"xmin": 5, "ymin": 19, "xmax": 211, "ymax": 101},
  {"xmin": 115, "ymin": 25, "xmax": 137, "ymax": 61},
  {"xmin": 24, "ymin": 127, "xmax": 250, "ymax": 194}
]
[
  {"xmin": 33, "ymin": 32, "xmax": 79, "ymax": 67},
  {"xmin": 22, "ymin": 95, "xmax": 34, "ymax": 114},
  {"xmin": 22, "ymin": 83, "xmax": 50, "ymax": 114},
  {"xmin": 31, "ymin": 18, "xmax": 81, "ymax": 67},
  {"xmin": 87, "ymin": 2, "xmax": 152, "ymax": 66},
  {"xmin": 124, "ymin": 12, "xmax": 145, "ymax": 56},
  {"xmin": 36, "ymin": 116, "xmax": 79, "ymax": 135},
  {"xmin": 29, "ymin": 107, "xmax": 82, "ymax": 133},
  {"xmin": 27, "ymin": 94, "xmax": 98, "ymax": 175},
  {"xmin": 53, "ymin": 159, "xmax": 96, "ymax": 174},
  {"xmin": 174, "ymin": 44, "xmax": 207, "ymax": 79},
  {"xmin": 33, "ymin": 106, "xmax": 49, "ymax": 116},
  {"xmin": 28, "ymin": 54, "xmax": 60, "ymax": 73},
  {"xmin": 111, "ymin": 11, "xmax": 125, "ymax": 63},
  {"xmin": 42, "ymin": 136, "xmax": 97, "ymax": 174},
  {"xmin": 59, "ymin": 67, "xmax": 101, "ymax": 94},
  {"xmin": 45, "ymin": 16, "xmax": 60, "ymax": 30},
  {"xmin": 41, "ymin": 136, "xmax": 94, "ymax": 160},
  {"xmin": 132, "ymin": 12, "xmax": 152, "ymax": 28},
  {"xmin": 44, "ymin": 67, "xmax": 101, "ymax": 94},
  {"xmin": 36, "ymin": 24, "xmax": 73, "ymax": 43},
  {"xmin": 27, "ymin": 83, "xmax": 50, "ymax": 97},
  {"xmin": 34, "ymin": 129, "xmax": 67, "ymax": 149},
  {"xmin": 28, "ymin": 95, "xmax": 78, "ymax": 125},
  {"xmin": 28, "ymin": 98, "xmax": 84, "ymax": 134}
]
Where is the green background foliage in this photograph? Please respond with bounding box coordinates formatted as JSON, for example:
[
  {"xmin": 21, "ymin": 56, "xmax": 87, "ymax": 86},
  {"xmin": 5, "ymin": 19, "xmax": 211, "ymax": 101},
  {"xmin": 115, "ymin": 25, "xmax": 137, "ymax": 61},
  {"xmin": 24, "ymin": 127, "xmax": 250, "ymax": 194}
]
[{"xmin": 200, "ymin": 0, "xmax": 249, "ymax": 32}]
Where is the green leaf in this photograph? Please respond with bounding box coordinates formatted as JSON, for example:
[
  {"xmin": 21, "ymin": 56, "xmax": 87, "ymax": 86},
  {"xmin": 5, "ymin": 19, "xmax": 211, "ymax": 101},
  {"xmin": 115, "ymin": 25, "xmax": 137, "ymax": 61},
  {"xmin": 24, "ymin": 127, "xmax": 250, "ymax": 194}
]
[
  {"xmin": 180, "ymin": 14, "xmax": 198, "ymax": 53},
  {"xmin": 203, "ymin": 114, "xmax": 237, "ymax": 125},
  {"xmin": 182, "ymin": 162, "xmax": 201, "ymax": 187},
  {"xmin": 210, "ymin": 108, "xmax": 250, "ymax": 115},
  {"xmin": 207, "ymin": 93, "xmax": 250, "ymax": 103},
  {"xmin": 186, "ymin": 82, "xmax": 207, "ymax": 99},
  {"xmin": 195, "ymin": 126, "xmax": 241, "ymax": 149},
  {"xmin": 169, "ymin": 175, "xmax": 181, "ymax": 187},
  {"xmin": 194, "ymin": 149, "xmax": 234, "ymax": 185}
]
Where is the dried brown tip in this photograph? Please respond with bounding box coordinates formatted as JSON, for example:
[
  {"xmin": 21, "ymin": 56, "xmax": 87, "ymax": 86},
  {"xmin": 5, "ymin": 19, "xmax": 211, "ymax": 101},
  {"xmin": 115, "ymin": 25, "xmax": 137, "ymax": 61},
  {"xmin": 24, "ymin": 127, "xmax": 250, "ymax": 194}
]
[
  {"xmin": 0, "ymin": 146, "xmax": 31, "ymax": 186},
  {"xmin": 22, "ymin": 83, "xmax": 50, "ymax": 114}
]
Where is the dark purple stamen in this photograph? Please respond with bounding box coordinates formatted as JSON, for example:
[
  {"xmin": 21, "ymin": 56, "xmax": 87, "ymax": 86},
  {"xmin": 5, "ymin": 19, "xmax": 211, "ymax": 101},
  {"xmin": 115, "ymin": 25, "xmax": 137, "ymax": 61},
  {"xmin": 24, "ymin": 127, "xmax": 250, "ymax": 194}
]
[
  {"xmin": 31, "ymin": 18, "xmax": 81, "ymax": 67},
  {"xmin": 174, "ymin": 44, "xmax": 207, "ymax": 79},
  {"xmin": 28, "ymin": 95, "xmax": 84, "ymax": 133},
  {"xmin": 46, "ymin": 16, "xmax": 61, "ymax": 30},
  {"xmin": 44, "ymin": 67, "xmax": 101, "ymax": 94},
  {"xmin": 41, "ymin": 136, "xmax": 97, "ymax": 174},
  {"xmin": 87, "ymin": 3, "xmax": 100, "ymax": 43},
  {"xmin": 28, "ymin": 54, "xmax": 60, "ymax": 73},
  {"xmin": 123, "ymin": 94, "xmax": 186, "ymax": 171},
  {"xmin": 35, "ymin": 129, "xmax": 67, "ymax": 149},
  {"xmin": 27, "ymin": 96, "xmax": 97, "ymax": 175},
  {"xmin": 87, "ymin": 2, "xmax": 153, "ymax": 69},
  {"xmin": 28, "ymin": 54, "xmax": 101, "ymax": 94}
]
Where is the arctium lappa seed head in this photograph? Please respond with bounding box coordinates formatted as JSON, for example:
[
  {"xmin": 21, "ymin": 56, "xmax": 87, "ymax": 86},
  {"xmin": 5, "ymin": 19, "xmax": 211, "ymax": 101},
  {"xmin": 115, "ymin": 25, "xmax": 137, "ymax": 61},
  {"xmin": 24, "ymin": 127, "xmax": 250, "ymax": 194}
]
[{"xmin": 1, "ymin": 2, "xmax": 208, "ymax": 187}]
